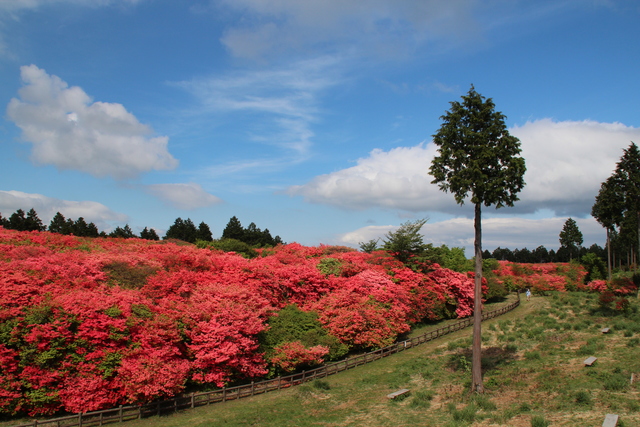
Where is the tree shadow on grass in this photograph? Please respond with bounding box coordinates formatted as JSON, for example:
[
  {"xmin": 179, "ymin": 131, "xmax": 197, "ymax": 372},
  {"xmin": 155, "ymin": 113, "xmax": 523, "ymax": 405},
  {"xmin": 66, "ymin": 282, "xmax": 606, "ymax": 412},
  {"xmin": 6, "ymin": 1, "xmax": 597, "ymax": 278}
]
[{"xmin": 447, "ymin": 346, "xmax": 518, "ymax": 374}]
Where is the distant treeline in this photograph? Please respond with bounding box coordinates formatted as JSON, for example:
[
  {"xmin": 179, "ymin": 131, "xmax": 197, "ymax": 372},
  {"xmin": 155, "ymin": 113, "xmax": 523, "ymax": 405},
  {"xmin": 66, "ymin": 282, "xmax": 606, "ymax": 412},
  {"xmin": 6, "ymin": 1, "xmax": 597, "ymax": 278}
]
[
  {"xmin": 0, "ymin": 208, "xmax": 283, "ymax": 248},
  {"xmin": 484, "ymin": 244, "xmax": 606, "ymax": 264}
]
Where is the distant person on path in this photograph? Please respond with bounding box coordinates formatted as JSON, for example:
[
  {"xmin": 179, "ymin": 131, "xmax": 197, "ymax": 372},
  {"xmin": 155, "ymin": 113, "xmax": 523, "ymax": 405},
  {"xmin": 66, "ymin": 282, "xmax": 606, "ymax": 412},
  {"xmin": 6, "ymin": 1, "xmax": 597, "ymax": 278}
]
[{"xmin": 525, "ymin": 288, "xmax": 531, "ymax": 301}]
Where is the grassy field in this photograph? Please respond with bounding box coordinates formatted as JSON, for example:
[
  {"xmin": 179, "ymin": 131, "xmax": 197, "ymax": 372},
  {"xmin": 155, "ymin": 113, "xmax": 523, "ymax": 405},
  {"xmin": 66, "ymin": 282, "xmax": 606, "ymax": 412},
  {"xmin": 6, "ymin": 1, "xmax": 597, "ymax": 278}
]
[{"xmin": 5, "ymin": 292, "xmax": 640, "ymax": 427}]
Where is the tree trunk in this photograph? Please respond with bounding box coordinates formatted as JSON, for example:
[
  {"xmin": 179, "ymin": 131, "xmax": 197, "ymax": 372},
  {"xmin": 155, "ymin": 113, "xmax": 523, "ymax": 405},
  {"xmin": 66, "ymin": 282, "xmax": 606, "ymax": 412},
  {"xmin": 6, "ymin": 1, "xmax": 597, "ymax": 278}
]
[
  {"xmin": 606, "ymin": 228, "xmax": 612, "ymax": 281},
  {"xmin": 636, "ymin": 210, "xmax": 639, "ymax": 276},
  {"xmin": 472, "ymin": 202, "xmax": 484, "ymax": 393}
]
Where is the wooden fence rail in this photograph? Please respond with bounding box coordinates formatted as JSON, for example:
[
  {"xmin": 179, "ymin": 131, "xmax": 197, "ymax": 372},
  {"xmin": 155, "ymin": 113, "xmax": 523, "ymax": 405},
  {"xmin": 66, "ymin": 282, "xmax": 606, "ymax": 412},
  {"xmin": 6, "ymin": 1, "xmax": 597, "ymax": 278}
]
[{"xmin": 11, "ymin": 296, "xmax": 520, "ymax": 427}]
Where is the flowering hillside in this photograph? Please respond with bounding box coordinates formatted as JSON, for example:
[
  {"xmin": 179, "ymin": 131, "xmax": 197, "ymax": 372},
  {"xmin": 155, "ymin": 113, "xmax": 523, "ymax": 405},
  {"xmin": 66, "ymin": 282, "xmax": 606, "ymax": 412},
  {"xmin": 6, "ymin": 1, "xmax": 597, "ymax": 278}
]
[
  {"xmin": 491, "ymin": 260, "xmax": 588, "ymax": 292},
  {"xmin": 0, "ymin": 227, "xmax": 477, "ymax": 416}
]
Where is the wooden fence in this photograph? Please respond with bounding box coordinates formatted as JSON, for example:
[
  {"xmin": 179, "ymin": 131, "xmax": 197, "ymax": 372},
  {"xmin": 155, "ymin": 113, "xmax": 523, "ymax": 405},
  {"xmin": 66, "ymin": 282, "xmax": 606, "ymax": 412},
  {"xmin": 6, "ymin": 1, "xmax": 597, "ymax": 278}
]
[{"xmin": 12, "ymin": 296, "xmax": 520, "ymax": 427}]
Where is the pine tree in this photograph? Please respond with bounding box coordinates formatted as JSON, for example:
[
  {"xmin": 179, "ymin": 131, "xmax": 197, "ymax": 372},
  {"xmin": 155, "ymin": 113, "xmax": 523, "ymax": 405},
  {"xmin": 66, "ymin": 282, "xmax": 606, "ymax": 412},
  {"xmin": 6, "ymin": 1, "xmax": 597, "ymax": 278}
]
[
  {"xmin": 382, "ymin": 219, "xmax": 429, "ymax": 264},
  {"xmin": 196, "ymin": 222, "xmax": 213, "ymax": 242},
  {"xmin": 25, "ymin": 208, "xmax": 46, "ymax": 231},
  {"xmin": 164, "ymin": 217, "xmax": 198, "ymax": 243},
  {"xmin": 49, "ymin": 212, "xmax": 68, "ymax": 234},
  {"xmin": 559, "ymin": 218, "xmax": 583, "ymax": 261},
  {"xmin": 222, "ymin": 216, "xmax": 245, "ymax": 241},
  {"xmin": 140, "ymin": 227, "xmax": 160, "ymax": 241},
  {"xmin": 8, "ymin": 209, "xmax": 27, "ymax": 231}
]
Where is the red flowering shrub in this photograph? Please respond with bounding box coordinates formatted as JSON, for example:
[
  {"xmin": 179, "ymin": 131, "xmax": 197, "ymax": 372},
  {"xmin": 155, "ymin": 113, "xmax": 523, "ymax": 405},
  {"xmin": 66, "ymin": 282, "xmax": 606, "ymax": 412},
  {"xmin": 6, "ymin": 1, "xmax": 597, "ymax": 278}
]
[
  {"xmin": 0, "ymin": 227, "xmax": 490, "ymax": 415},
  {"xmin": 587, "ymin": 279, "xmax": 607, "ymax": 293},
  {"xmin": 492, "ymin": 261, "xmax": 587, "ymax": 294},
  {"xmin": 270, "ymin": 341, "xmax": 329, "ymax": 373}
]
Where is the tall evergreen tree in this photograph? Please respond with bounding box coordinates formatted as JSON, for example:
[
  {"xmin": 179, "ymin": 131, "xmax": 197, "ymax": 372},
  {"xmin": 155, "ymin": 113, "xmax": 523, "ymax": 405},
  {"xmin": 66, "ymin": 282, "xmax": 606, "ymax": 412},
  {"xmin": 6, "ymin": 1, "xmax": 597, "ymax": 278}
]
[
  {"xmin": 615, "ymin": 142, "xmax": 640, "ymax": 271},
  {"xmin": 592, "ymin": 176, "xmax": 622, "ymax": 279},
  {"xmin": 85, "ymin": 221, "xmax": 100, "ymax": 237},
  {"xmin": 8, "ymin": 209, "xmax": 27, "ymax": 231},
  {"xmin": 429, "ymin": 85, "xmax": 526, "ymax": 393},
  {"xmin": 140, "ymin": 227, "xmax": 160, "ymax": 241},
  {"xmin": 110, "ymin": 224, "xmax": 135, "ymax": 238},
  {"xmin": 196, "ymin": 222, "xmax": 213, "ymax": 242},
  {"xmin": 73, "ymin": 217, "xmax": 90, "ymax": 236},
  {"xmin": 559, "ymin": 218, "xmax": 583, "ymax": 261},
  {"xmin": 164, "ymin": 217, "xmax": 198, "ymax": 243},
  {"xmin": 49, "ymin": 212, "xmax": 68, "ymax": 234},
  {"xmin": 222, "ymin": 216, "xmax": 245, "ymax": 241},
  {"xmin": 24, "ymin": 208, "xmax": 46, "ymax": 231}
]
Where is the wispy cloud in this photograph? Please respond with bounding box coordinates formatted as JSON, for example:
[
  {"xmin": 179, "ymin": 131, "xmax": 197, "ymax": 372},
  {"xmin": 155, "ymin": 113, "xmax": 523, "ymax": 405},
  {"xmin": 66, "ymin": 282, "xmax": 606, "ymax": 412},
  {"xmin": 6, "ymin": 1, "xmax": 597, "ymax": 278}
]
[
  {"xmin": 0, "ymin": 0, "xmax": 144, "ymax": 13},
  {"xmin": 176, "ymin": 56, "xmax": 343, "ymax": 166},
  {"xmin": 6, "ymin": 65, "xmax": 178, "ymax": 180},
  {"xmin": 216, "ymin": 0, "xmax": 481, "ymax": 61}
]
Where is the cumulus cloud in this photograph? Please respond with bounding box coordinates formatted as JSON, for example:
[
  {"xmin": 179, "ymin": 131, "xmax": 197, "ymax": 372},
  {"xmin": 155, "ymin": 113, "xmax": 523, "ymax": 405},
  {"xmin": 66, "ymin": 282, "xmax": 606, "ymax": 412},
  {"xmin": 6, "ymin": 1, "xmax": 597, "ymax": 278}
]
[
  {"xmin": 6, "ymin": 65, "xmax": 178, "ymax": 179},
  {"xmin": 339, "ymin": 216, "xmax": 605, "ymax": 254},
  {"xmin": 288, "ymin": 119, "xmax": 640, "ymax": 217},
  {"xmin": 217, "ymin": 0, "xmax": 480, "ymax": 60},
  {"xmin": 0, "ymin": 190, "xmax": 128, "ymax": 229},
  {"xmin": 144, "ymin": 183, "xmax": 223, "ymax": 210},
  {"xmin": 511, "ymin": 119, "xmax": 639, "ymax": 216},
  {"xmin": 287, "ymin": 144, "xmax": 456, "ymax": 212}
]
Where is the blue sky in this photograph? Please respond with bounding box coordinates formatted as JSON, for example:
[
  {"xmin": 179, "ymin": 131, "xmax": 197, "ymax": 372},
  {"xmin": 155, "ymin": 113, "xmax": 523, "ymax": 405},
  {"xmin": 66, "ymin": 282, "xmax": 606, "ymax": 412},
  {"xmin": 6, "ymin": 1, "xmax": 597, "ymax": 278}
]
[{"xmin": 1, "ymin": 0, "xmax": 639, "ymax": 255}]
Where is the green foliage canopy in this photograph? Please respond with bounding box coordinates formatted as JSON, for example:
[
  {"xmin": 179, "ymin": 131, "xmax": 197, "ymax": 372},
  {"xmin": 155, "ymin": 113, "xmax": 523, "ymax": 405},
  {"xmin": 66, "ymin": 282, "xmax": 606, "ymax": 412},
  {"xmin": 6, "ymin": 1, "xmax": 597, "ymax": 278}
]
[{"xmin": 429, "ymin": 86, "xmax": 526, "ymax": 209}]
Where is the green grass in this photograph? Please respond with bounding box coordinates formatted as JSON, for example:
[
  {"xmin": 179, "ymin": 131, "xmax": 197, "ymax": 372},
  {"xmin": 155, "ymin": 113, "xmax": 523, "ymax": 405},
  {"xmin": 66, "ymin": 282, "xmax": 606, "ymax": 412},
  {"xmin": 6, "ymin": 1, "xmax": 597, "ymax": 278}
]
[{"xmin": 3, "ymin": 292, "xmax": 640, "ymax": 427}]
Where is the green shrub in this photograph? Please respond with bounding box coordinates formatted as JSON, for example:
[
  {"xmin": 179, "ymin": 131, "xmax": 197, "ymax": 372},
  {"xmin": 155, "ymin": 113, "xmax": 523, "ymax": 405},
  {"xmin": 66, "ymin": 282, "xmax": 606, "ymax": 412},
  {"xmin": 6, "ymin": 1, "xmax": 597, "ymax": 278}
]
[
  {"xmin": 531, "ymin": 415, "xmax": 549, "ymax": 427},
  {"xmin": 574, "ymin": 390, "xmax": 592, "ymax": 406},
  {"xmin": 409, "ymin": 390, "xmax": 435, "ymax": 408},
  {"xmin": 447, "ymin": 352, "xmax": 471, "ymax": 373},
  {"xmin": 518, "ymin": 402, "xmax": 532, "ymax": 412},
  {"xmin": 316, "ymin": 258, "xmax": 343, "ymax": 277},
  {"xmin": 525, "ymin": 351, "xmax": 541, "ymax": 360},
  {"xmin": 259, "ymin": 304, "xmax": 348, "ymax": 361},
  {"xmin": 104, "ymin": 261, "xmax": 158, "ymax": 289},
  {"xmin": 131, "ymin": 304, "xmax": 154, "ymax": 319},
  {"xmin": 208, "ymin": 238, "xmax": 258, "ymax": 258},
  {"xmin": 603, "ymin": 373, "xmax": 628, "ymax": 391},
  {"xmin": 311, "ymin": 379, "xmax": 331, "ymax": 390},
  {"xmin": 627, "ymin": 400, "xmax": 640, "ymax": 412},
  {"xmin": 452, "ymin": 404, "xmax": 478, "ymax": 423},
  {"xmin": 104, "ymin": 306, "xmax": 122, "ymax": 318},
  {"xmin": 472, "ymin": 394, "xmax": 497, "ymax": 411}
]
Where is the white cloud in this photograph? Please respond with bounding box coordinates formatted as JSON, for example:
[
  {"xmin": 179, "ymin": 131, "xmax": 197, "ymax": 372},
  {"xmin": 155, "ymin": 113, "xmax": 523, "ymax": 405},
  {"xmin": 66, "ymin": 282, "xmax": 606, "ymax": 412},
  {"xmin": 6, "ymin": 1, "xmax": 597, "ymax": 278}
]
[
  {"xmin": 7, "ymin": 65, "xmax": 178, "ymax": 179},
  {"xmin": 511, "ymin": 119, "xmax": 639, "ymax": 215},
  {"xmin": 6, "ymin": 65, "xmax": 178, "ymax": 179},
  {"xmin": 339, "ymin": 216, "xmax": 606, "ymax": 255},
  {"xmin": 217, "ymin": 0, "xmax": 480, "ymax": 60},
  {"xmin": 0, "ymin": 190, "xmax": 128, "ymax": 230},
  {"xmin": 288, "ymin": 119, "xmax": 640, "ymax": 217},
  {"xmin": 144, "ymin": 183, "xmax": 223, "ymax": 210},
  {"xmin": 287, "ymin": 143, "xmax": 457, "ymax": 212}
]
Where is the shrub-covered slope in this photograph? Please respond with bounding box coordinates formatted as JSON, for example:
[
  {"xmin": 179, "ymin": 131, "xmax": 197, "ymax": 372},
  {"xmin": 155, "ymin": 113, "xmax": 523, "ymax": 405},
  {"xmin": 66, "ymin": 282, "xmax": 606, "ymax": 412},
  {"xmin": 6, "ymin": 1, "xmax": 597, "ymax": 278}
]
[{"xmin": 0, "ymin": 228, "xmax": 478, "ymax": 416}]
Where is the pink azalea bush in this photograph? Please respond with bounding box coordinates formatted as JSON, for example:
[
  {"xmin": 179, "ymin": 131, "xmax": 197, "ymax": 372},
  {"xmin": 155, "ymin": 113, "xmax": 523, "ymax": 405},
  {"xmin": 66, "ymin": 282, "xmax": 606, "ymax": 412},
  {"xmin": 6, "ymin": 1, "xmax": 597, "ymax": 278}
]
[
  {"xmin": 0, "ymin": 227, "xmax": 478, "ymax": 416},
  {"xmin": 492, "ymin": 261, "xmax": 587, "ymax": 294}
]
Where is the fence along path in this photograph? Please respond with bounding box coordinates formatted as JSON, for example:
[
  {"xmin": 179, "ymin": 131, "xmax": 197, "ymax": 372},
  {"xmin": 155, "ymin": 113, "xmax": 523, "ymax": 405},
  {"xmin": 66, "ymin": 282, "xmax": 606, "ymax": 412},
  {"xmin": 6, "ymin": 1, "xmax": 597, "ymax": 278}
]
[{"xmin": 12, "ymin": 296, "xmax": 520, "ymax": 427}]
